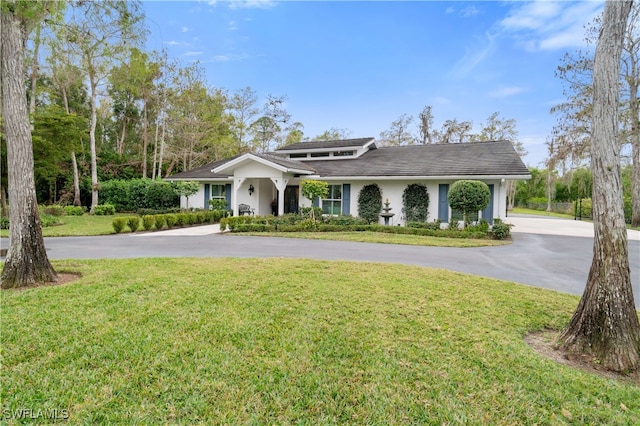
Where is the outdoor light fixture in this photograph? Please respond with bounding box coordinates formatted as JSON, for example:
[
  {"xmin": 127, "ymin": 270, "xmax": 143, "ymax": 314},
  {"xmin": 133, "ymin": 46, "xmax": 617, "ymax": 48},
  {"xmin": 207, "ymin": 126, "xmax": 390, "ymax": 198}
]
[{"xmin": 248, "ymin": 184, "xmax": 254, "ymax": 196}]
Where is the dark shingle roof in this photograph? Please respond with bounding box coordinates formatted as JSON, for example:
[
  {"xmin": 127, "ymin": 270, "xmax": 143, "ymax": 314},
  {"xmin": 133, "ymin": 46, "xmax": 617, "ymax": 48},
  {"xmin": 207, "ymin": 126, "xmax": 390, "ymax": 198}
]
[
  {"xmin": 167, "ymin": 140, "xmax": 530, "ymax": 180},
  {"xmin": 165, "ymin": 155, "xmax": 238, "ymax": 180},
  {"xmin": 303, "ymin": 140, "xmax": 530, "ymax": 177},
  {"xmin": 276, "ymin": 137, "xmax": 375, "ymax": 151}
]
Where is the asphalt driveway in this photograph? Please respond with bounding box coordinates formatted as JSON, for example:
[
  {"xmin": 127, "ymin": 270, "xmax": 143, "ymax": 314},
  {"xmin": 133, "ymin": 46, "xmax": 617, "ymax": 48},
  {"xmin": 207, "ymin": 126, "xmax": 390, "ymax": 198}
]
[{"xmin": 1, "ymin": 215, "xmax": 639, "ymax": 305}]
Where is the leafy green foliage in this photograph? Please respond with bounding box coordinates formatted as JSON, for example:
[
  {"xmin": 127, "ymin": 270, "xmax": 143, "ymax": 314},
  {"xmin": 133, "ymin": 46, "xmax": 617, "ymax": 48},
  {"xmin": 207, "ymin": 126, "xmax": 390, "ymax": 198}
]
[
  {"xmin": 41, "ymin": 205, "xmax": 66, "ymax": 216},
  {"xmin": 112, "ymin": 217, "xmax": 127, "ymax": 234},
  {"xmin": 100, "ymin": 179, "xmax": 179, "ymax": 212},
  {"xmin": 142, "ymin": 215, "xmax": 155, "ymax": 231},
  {"xmin": 300, "ymin": 180, "xmax": 329, "ymax": 222},
  {"xmin": 448, "ymin": 180, "xmax": 490, "ymax": 225},
  {"xmin": 93, "ymin": 204, "xmax": 116, "ymax": 216},
  {"xmin": 154, "ymin": 215, "xmax": 167, "ymax": 230},
  {"xmin": 491, "ymin": 220, "xmax": 512, "ymax": 240},
  {"xmin": 402, "ymin": 183, "xmax": 429, "ymax": 222},
  {"xmin": 64, "ymin": 206, "xmax": 85, "ymax": 216},
  {"xmin": 358, "ymin": 184, "xmax": 383, "ymax": 224},
  {"xmin": 165, "ymin": 214, "xmax": 177, "ymax": 229},
  {"xmin": 208, "ymin": 199, "xmax": 227, "ymax": 211},
  {"xmin": 300, "ymin": 180, "xmax": 329, "ymax": 205},
  {"xmin": 126, "ymin": 216, "xmax": 140, "ymax": 232}
]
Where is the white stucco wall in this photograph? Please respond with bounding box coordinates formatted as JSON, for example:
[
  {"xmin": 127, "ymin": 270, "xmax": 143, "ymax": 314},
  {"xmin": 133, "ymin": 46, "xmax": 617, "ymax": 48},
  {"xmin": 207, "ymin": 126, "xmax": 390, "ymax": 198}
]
[{"xmin": 183, "ymin": 177, "xmax": 510, "ymax": 225}]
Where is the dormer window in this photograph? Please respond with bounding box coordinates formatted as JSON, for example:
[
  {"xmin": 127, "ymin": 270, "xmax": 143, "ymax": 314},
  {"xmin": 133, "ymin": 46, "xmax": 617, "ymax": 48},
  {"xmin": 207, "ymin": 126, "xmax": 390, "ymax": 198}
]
[
  {"xmin": 310, "ymin": 152, "xmax": 330, "ymax": 158},
  {"xmin": 334, "ymin": 151, "xmax": 354, "ymax": 157},
  {"xmin": 289, "ymin": 153, "xmax": 308, "ymax": 159}
]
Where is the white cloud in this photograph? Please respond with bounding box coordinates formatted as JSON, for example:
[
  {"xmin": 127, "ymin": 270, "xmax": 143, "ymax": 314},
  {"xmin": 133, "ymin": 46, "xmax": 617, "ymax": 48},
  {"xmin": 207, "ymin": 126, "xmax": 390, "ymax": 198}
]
[
  {"xmin": 446, "ymin": 6, "xmax": 455, "ymax": 14},
  {"xmin": 489, "ymin": 86, "xmax": 528, "ymax": 98},
  {"xmin": 208, "ymin": 53, "xmax": 249, "ymax": 63},
  {"xmin": 229, "ymin": 20, "xmax": 238, "ymax": 31},
  {"xmin": 449, "ymin": 32, "xmax": 497, "ymax": 78},
  {"xmin": 184, "ymin": 51, "xmax": 203, "ymax": 57},
  {"xmin": 500, "ymin": 1, "xmax": 603, "ymax": 51},
  {"xmin": 460, "ymin": 5, "xmax": 479, "ymax": 18},
  {"xmin": 228, "ymin": 0, "xmax": 276, "ymax": 10},
  {"xmin": 181, "ymin": 26, "xmax": 191, "ymax": 33}
]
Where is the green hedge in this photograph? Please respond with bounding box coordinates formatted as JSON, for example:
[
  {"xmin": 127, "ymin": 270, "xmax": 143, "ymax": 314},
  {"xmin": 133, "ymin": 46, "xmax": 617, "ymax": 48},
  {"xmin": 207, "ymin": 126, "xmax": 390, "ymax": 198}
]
[
  {"xmin": 100, "ymin": 179, "xmax": 179, "ymax": 212},
  {"xmin": 222, "ymin": 214, "xmax": 497, "ymax": 239},
  {"xmin": 112, "ymin": 210, "xmax": 225, "ymax": 234}
]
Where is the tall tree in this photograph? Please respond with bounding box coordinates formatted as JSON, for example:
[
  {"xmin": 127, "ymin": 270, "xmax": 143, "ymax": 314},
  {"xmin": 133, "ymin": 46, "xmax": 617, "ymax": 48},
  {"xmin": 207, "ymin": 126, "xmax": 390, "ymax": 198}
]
[
  {"xmin": 1, "ymin": 0, "xmax": 57, "ymax": 288},
  {"xmin": 552, "ymin": 3, "xmax": 640, "ymax": 226},
  {"xmin": 313, "ymin": 127, "xmax": 353, "ymax": 141},
  {"xmin": 559, "ymin": 0, "xmax": 639, "ymax": 373},
  {"xmin": 59, "ymin": 0, "xmax": 145, "ymax": 213},
  {"xmin": 379, "ymin": 114, "xmax": 416, "ymax": 146},
  {"xmin": 417, "ymin": 105, "xmax": 436, "ymax": 144},
  {"xmin": 229, "ymin": 86, "xmax": 259, "ymax": 152},
  {"xmin": 440, "ymin": 118, "xmax": 472, "ymax": 144}
]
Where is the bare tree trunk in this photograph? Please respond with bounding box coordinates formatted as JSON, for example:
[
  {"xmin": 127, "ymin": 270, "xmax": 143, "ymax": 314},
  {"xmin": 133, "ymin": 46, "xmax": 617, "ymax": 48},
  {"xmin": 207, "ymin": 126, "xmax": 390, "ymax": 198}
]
[
  {"xmin": 142, "ymin": 100, "xmax": 148, "ymax": 178},
  {"xmin": 157, "ymin": 109, "xmax": 166, "ymax": 178},
  {"xmin": 1, "ymin": 2, "xmax": 57, "ymax": 288},
  {"xmin": 152, "ymin": 120, "xmax": 159, "ymax": 180},
  {"xmin": 117, "ymin": 119, "xmax": 126, "ymax": 156},
  {"xmin": 559, "ymin": 0, "xmax": 639, "ymax": 373},
  {"xmin": 28, "ymin": 22, "xmax": 40, "ymax": 119},
  {"xmin": 71, "ymin": 151, "xmax": 81, "ymax": 206},
  {"xmin": 88, "ymin": 74, "xmax": 99, "ymax": 213},
  {"xmin": 0, "ymin": 184, "xmax": 8, "ymax": 218}
]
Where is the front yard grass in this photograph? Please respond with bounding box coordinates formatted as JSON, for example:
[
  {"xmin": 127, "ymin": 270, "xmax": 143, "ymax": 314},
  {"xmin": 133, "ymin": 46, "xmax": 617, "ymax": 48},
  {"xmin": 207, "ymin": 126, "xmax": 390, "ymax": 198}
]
[
  {"xmin": 0, "ymin": 214, "xmax": 119, "ymax": 237},
  {"xmin": 233, "ymin": 231, "xmax": 510, "ymax": 247},
  {"xmin": 511, "ymin": 207, "xmax": 575, "ymax": 219},
  {"xmin": 2, "ymin": 258, "xmax": 638, "ymax": 424}
]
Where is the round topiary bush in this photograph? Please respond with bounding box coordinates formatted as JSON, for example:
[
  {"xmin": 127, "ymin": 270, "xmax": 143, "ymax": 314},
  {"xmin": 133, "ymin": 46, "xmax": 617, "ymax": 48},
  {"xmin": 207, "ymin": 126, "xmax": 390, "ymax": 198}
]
[
  {"xmin": 448, "ymin": 180, "xmax": 490, "ymax": 226},
  {"xmin": 358, "ymin": 184, "xmax": 383, "ymax": 224},
  {"xmin": 402, "ymin": 183, "xmax": 429, "ymax": 223}
]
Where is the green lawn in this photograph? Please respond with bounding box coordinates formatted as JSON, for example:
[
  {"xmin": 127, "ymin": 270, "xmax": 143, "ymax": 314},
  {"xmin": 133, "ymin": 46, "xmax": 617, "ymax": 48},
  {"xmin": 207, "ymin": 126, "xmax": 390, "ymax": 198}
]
[
  {"xmin": 2, "ymin": 258, "xmax": 638, "ymax": 424},
  {"xmin": 0, "ymin": 214, "xmax": 119, "ymax": 237},
  {"xmin": 510, "ymin": 207, "xmax": 575, "ymax": 219},
  {"xmin": 233, "ymin": 231, "xmax": 509, "ymax": 247}
]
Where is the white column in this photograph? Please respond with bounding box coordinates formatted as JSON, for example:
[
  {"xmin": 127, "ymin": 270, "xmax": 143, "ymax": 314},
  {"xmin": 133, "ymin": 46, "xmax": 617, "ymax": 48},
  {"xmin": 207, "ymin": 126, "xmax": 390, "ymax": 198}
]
[
  {"xmin": 270, "ymin": 176, "xmax": 289, "ymax": 216},
  {"xmin": 233, "ymin": 177, "xmax": 246, "ymax": 216}
]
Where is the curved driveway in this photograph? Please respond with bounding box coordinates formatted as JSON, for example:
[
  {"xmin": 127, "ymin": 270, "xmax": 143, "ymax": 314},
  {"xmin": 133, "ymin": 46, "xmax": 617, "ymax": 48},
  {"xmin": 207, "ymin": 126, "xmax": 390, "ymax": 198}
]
[{"xmin": 3, "ymin": 214, "xmax": 637, "ymax": 305}]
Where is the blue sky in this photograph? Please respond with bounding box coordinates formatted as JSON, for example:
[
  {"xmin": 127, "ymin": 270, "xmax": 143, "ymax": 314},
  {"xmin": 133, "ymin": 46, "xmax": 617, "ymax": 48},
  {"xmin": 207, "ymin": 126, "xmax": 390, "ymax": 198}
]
[{"xmin": 143, "ymin": 0, "xmax": 604, "ymax": 167}]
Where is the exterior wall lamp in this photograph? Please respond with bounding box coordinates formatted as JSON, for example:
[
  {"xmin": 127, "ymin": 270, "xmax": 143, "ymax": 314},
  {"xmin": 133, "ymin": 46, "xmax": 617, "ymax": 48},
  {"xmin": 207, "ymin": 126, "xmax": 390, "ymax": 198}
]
[{"xmin": 248, "ymin": 184, "xmax": 254, "ymax": 196}]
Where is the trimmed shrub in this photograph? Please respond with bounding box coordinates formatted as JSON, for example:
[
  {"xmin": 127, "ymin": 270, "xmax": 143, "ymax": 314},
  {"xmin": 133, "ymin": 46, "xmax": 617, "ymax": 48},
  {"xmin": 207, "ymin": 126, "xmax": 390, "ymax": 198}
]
[
  {"xmin": 41, "ymin": 205, "xmax": 66, "ymax": 216},
  {"xmin": 402, "ymin": 183, "xmax": 429, "ymax": 222},
  {"xmin": 127, "ymin": 216, "xmax": 140, "ymax": 232},
  {"xmin": 93, "ymin": 204, "xmax": 116, "ymax": 215},
  {"xmin": 358, "ymin": 184, "xmax": 383, "ymax": 224},
  {"xmin": 0, "ymin": 216, "xmax": 9, "ymax": 229},
  {"xmin": 491, "ymin": 220, "xmax": 512, "ymax": 240},
  {"xmin": 321, "ymin": 214, "xmax": 368, "ymax": 226},
  {"xmin": 154, "ymin": 215, "xmax": 167, "ymax": 230},
  {"xmin": 175, "ymin": 213, "xmax": 188, "ymax": 226},
  {"xmin": 112, "ymin": 217, "xmax": 127, "ymax": 233},
  {"xmin": 448, "ymin": 180, "xmax": 490, "ymax": 225},
  {"xmin": 407, "ymin": 220, "xmax": 441, "ymax": 230},
  {"xmin": 165, "ymin": 214, "xmax": 177, "ymax": 229},
  {"xmin": 64, "ymin": 205, "xmax": 85, "ymax": 216},
  {"xmin": 142, "ymin": 215, "xmax": 155, "ymax": 231},
  {"xmin": 235, "ymin": 223, "xmax": 275, "ymax": 232},
  {"xmin": 40, "ymin": 214, "xmax": 63, "ymax": 227}
]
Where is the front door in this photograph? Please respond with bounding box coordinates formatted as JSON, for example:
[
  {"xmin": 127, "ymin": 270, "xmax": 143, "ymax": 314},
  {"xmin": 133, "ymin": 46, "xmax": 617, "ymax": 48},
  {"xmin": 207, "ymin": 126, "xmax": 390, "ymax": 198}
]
[{"xmin": 284, "ymin": 186, "xmax": 299, "ymax": 214}]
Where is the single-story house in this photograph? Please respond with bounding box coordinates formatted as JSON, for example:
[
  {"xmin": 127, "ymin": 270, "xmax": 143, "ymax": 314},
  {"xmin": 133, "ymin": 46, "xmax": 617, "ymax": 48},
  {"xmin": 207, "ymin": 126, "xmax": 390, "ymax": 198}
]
[{"xmin": 166, "ymin": 137, "xmax": 531, "ymax": 225}]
